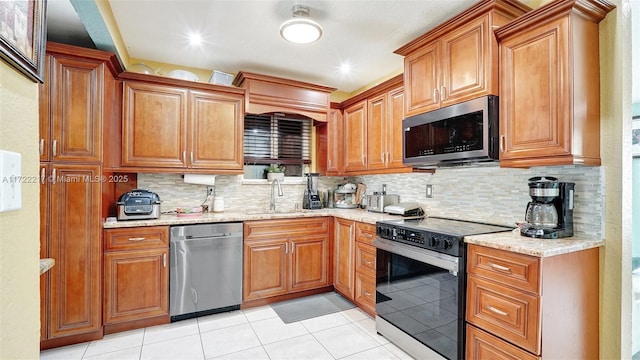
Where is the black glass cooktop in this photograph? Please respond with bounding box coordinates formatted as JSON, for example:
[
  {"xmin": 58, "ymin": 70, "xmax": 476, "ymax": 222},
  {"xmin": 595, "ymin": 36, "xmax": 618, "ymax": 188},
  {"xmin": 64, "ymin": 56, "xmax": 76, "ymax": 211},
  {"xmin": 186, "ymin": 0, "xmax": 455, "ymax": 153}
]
[{"xmin": 378, "ymin": 216, "xmax": 514, "ymax": 237}]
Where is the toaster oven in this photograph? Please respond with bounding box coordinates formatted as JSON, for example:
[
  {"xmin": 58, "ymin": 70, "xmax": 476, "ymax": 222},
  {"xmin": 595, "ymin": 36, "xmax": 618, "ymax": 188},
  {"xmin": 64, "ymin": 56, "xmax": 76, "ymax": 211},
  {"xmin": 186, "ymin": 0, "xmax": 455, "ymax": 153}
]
[
  {"xmin": 366, "ymin": 194, "xmax": 399, "ymax": 213},
  {"xmin": 116, "ymin": 189, "xmax": 161, "ymax": 220}
]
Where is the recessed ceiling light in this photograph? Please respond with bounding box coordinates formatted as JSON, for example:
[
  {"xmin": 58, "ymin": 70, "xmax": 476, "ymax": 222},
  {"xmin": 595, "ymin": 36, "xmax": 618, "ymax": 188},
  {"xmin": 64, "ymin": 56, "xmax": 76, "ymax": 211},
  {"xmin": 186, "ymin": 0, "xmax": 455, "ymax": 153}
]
[
  {"xmin": 339, "ymin": 62, "xmax": 352, "ymax": 75},
  {"xmin": 280, "ymin": 5, "xmax": 322, "ymax": 44},
  {"xmin": 189, "ymin": 33, "xmax": 202, "ymax": 46}
]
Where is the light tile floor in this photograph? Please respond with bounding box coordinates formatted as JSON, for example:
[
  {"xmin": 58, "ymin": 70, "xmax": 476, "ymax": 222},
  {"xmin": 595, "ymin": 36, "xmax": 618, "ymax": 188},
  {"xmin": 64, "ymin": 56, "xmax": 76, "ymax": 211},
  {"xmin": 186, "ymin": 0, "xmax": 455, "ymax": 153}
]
[{"xmin": 40, "ymin": 306, "xmax": 413, "ymax": 360}]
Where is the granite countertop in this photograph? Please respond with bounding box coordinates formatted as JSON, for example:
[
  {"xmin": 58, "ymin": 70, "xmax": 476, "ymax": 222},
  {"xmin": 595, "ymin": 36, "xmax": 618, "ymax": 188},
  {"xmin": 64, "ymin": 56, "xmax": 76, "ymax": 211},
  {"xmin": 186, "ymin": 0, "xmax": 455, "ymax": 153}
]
[
  {"xmin": 104, "ymin": 209, "xmax": 604, "ymax": 258},
  {"xmin": 40, "ymin": 258, "xmax": 55, "ymax": 275},
  {"xmin": 464, "ymin": 229, "xmax": 605, "ymax": 257}
]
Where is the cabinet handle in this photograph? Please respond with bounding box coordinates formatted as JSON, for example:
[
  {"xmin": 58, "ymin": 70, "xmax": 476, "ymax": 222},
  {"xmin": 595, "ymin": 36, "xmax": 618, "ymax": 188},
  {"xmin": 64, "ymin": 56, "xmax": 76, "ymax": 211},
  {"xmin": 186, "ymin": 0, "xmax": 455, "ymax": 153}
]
[
  {"xmin": 489, "ymin": 263, "xmax": 511, "ymax": 272},
  {"xmin": 285, "ymin": 242, "xmax": 288, "ymax": 254},
  {"xmin": 40, "ymin": 167, "xmax": 46, "ymax": 185},
  {"xmin": 487, "ymin": 305, "xmax": 508, "ymax": 316},
  {"xmin": 363, "ymin": 291, "xmax": 372, "ymax": 297},
  {"xmin": 128, "ymin": 237, "xmax": 145, "ymax": 241},
  {"xmin": 52, "ymin": 140, "xmax": 57, "ymax": 156},
  {"xmin": 328, "ymin": 160, "xmax": 332, "ymax": 169},
  {"xmin": 39, "ymin": 139, "xmax": 44, "ymax": 156},
  {"xmin": 441, "ymin": 86, "xmax": 446, "ymax": 101},
  {"xmin": 433, "ymin": 88, "xmax": 438, "ymax": 103},
  {"xmin": 500, "ymin": 135, "xmax": 505, "ymax": 153},
  {"xmin": 163, "ymin": 253, "xmax": 167, "ymax": 267},
  {"xmin": 183, "ymin": 151, "xmax": 186, "ymax": 162},
  {"xmin": 190, "ymin": 151, "xmax": 194, "ymax": 165},
  {"xmin": 291, "ymin": 242, "xmax": 294, "ymax": 253},
  {"xmin": 364, "ymin": 260, "xmax": 373, "ymax": 266},
  {"xmin": 362, "ymin": 154, "xmax": 366, "ymax": 164},
  {"xmin": 364, "ymin": 233, "xmax": 373, "ymax": 238},
  {"xmin": 381, "ymin": 152, "xmax": 385, "ymax": 163},
  {"xmin": 51, "ymin": 168, "xmax": 56, "ymax": 184}
]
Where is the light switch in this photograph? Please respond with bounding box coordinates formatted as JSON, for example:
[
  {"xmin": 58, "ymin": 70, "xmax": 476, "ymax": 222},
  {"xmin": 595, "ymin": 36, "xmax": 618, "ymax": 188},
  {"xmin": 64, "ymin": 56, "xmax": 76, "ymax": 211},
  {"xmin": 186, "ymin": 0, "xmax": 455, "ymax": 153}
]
[{"xmin": 0, "ymin": 150, "xmax": 22, "ymax": 212}]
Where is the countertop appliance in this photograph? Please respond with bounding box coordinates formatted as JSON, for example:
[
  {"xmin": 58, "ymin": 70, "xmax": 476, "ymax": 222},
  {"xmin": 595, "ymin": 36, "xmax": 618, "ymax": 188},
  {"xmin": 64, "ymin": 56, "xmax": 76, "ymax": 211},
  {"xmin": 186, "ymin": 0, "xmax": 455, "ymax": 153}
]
[
  {"xmin": 521, "ymin": 176, "xmax": 575, "ymax": 239},
  {"xmin": 116, "ymin": 189, "xmax": 161, "ymax": 220},
  {"xmin": 170, "ymin": 222, "xmax": 243, "ymax": 321},
  {"xmin": 366, "ymin": 184, "xmax": 399, "ymax": 213},
  {"xmin": 402, "ymin": 95, "xmax": 499, "ymax": 168},
  {"xmin": 374, "ymin": 217, "xmax": 513, "ymax": 360},
  {"xmin": 384, "ymin": 202, "xmax": 424, "ymax": 217},
  {"xmin": 303, "ymin": 173, "xmax": 322, "ymax": 209}
]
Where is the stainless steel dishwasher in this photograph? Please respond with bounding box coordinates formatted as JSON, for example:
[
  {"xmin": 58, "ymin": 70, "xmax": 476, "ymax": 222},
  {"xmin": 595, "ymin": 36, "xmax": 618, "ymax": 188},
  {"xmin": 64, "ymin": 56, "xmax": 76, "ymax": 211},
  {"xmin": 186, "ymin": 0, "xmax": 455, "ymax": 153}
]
[{"xmin": 169, "ymin": 222, "xmax": 243, "ymax": 321}]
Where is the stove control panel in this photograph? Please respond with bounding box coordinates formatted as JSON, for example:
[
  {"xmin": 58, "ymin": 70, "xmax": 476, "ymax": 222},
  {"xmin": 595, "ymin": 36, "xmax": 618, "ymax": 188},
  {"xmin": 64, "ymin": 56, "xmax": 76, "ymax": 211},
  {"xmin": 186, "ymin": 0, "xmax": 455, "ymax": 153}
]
[{"xmin": 376, "ymin": 223, "xmax": 462, "ymax": 257}]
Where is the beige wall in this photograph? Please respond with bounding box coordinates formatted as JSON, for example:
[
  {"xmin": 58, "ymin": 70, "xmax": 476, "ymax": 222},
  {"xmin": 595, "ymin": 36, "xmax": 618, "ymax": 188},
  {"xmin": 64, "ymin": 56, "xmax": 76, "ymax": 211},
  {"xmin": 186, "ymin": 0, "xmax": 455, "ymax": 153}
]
[{"xmin": 0, "ymin": 62, "xmax": 41, "ymax": 358}]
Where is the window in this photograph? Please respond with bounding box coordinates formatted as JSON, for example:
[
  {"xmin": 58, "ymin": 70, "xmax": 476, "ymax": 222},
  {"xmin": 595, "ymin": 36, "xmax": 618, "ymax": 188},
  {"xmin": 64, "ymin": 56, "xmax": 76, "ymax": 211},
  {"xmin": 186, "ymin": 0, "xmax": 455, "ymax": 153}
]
[{"xmin": 243, "ymin": 113, "xmax": 311, "ymax": 179}]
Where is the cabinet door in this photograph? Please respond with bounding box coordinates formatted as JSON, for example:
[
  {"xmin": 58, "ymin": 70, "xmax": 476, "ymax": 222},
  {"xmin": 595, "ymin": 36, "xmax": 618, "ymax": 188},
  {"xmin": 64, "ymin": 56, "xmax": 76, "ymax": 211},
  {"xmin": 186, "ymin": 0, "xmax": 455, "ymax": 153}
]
[
  {"xmin": 327, "ymin": 108, "xmax": 343, "ymax": 174},
  {"xmin": 104, "ymin": 249, "xmax": 169, "ymax": 324},
  {"xmin": 404, "ymin": 42, "xmax": 440, "ymax": 116},
  {"xmin": 122, "ymin": 81, "xmax": 187, "ymax": 167},
  {"xmin": 387, "ymin": 86, "xmax": 406, "ymax": 169},
  {"xmin": 39, "ymin": 163, "xmax": 50, "ymax": 341},
  {"xmin": 343, "ymin": 100, "xmax": 367, "ymax": 172},
  {"xmin": 466, "ymin": 324, "xmax": 539, "ymax": 360},
  {"xmin": 39, "ymin": 55, "xmax": 52, "ymax": 162},
  {"xmin": 290, "ymin": 235, "xmax": 330, "ymax": 293},
  {"xmin": 188, "ymin": 90, "xmax": 244, "ymax": 170},
  {"xmin": 243, "ymin": 239, "xmax": 288, "ymax": 301},
  {"xmin": 48, "ymin": 164, "xmax": 101, "ymax": 338},
  {"xmin": 334, "ymin": 218, "xmax": 355, "ymax": 299},
  {"xmin": 367, "ymin": 94, "xmax": 387, "ymax": 170},
  {"xmin": 440, "ymin": 14, "xmax": 492, "ymax": 107},
  {"xmin": 48, "ymin": 55, "xmax": 105, "ymax": 162},
  {"xmin": 499, "ymin": 17, "xmax": 570, "ymax": 163}
]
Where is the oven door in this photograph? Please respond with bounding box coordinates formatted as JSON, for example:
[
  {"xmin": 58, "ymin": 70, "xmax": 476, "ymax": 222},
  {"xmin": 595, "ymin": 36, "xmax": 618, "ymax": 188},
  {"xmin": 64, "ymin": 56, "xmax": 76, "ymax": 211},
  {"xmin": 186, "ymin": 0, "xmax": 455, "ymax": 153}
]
[{"xmin": 373, "ymin": 237, "xmax": 464, "ymax": 360}]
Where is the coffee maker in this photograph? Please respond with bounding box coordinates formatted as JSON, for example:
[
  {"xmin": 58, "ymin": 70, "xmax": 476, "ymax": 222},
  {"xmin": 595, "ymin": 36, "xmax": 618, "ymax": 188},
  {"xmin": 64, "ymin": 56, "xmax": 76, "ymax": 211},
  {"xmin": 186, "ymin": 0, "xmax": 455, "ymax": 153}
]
[
  {"xmin": 303, "ymin": 173, "xmax": 322, "ymax": 209},
  {"xmin": 521, "ymin": 176, "xmax": 575, "ymax": 239}
]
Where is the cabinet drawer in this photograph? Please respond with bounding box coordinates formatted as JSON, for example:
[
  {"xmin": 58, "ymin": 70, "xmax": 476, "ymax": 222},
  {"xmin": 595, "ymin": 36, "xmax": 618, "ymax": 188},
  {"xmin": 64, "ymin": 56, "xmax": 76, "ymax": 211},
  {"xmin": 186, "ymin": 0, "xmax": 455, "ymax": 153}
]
[
  {"xmin": 244, "ymin": 217, "xmax": 330, "ymax": 240},
  {"xmin": 354, "ymin": 272, "xmax": 376, "ymax": 314},
  {"xmin": 466, "ymin": 324, "xmax": 539, "ymax": 360},
  {"xmin": 467, "ymin": 275, "xmax": 540, "ymax": 355},
  {"xmin": 468, "ymin": 244, "xmax": 540, "ymax": 294},
  {"xmin": 355, "ymin": 222, "xmax": 376, "ymax": 245},
  {"xmin": 355, "ymin": 242, "xmax": 375, "ymax": 275},
  {"xmin": 105, "ymin": 226, "xmax": 169, "ymax": 251}
]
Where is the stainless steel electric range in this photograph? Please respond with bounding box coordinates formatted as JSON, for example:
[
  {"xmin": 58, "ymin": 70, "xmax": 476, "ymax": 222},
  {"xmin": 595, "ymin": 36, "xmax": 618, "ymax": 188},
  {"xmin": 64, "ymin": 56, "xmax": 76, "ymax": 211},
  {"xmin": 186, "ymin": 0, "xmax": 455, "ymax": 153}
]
[{"xmin": 373, "ymin": 217, "xmax": 513, "ymax": 360}]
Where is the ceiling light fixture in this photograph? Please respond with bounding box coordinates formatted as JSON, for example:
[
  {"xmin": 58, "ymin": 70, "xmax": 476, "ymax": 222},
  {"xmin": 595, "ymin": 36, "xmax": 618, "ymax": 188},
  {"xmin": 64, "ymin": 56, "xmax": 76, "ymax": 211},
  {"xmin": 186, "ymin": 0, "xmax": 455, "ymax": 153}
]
[{"xmin": 280, "ymin": 5, "xmax": 323, "ymax": 44}]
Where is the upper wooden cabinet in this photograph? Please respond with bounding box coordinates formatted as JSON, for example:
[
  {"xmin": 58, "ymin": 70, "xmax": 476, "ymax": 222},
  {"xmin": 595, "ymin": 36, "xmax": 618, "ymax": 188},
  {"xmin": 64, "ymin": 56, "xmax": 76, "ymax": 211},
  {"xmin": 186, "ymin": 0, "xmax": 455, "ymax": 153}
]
[
  {"xmin": 233, "ymin": 71, "xmax": 335, "ymax": 122},
  {"xmin": 395, "ymin": 0, "xmax": 531, "ymax": 117},
  {"xmin": 339, "ymin": 75, "xmax": 410, "ymax": 174},
  {"xmin": 39, "ymin": 42, "xmax": 122, "ymax": 163},
  {"xmin": 495, "ymin": 0, "xmax": 614, "ymax": 168},
  {"xmin": 119, "ymin": 72, "xmax": 245, "ymax": 173}
]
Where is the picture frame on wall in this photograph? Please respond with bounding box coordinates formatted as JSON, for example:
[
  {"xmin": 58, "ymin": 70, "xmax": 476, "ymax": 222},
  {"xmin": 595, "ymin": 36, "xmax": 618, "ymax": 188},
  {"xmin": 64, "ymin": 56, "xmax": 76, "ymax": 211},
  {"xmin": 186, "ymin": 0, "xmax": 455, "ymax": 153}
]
[
  {"xmin": 0, "ymin": 0, "xmax": 46, "ymax": 83},
  {"xmin": 633, "ymin": 116, "xmax": 640, "ymax": 157}
]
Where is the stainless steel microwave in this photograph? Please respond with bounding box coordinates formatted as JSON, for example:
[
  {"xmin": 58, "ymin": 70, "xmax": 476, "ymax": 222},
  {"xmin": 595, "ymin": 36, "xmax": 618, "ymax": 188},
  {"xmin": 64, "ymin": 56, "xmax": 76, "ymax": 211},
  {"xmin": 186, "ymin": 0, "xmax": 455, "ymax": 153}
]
[{"xmin": 402, "ymin": 95, "xmax": 499, "ymax": 168}]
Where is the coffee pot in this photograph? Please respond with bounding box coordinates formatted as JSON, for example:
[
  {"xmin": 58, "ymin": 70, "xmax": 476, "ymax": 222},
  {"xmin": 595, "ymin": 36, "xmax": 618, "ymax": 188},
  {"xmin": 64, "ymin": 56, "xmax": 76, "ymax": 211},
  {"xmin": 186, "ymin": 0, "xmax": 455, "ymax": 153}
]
[{"xmin": 521, "ymin": 176, "xmax": 575, "ymax": 239}]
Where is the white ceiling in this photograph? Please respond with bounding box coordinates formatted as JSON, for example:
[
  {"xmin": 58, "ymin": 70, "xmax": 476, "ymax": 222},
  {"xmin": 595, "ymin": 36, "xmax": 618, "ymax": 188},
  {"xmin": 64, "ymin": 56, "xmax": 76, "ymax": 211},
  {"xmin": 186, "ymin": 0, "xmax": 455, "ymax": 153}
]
[{"xmin": 47, "ymin": 0, "xmax": 477, "ymax": 93}]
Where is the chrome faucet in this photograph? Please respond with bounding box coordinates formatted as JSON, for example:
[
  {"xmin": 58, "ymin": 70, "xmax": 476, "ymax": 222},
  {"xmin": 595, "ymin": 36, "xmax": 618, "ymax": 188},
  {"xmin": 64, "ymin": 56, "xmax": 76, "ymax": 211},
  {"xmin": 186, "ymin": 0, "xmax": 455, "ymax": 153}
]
[{"xmin": 270, "ymin": 179, "xmax": 284, "ymax": 211}]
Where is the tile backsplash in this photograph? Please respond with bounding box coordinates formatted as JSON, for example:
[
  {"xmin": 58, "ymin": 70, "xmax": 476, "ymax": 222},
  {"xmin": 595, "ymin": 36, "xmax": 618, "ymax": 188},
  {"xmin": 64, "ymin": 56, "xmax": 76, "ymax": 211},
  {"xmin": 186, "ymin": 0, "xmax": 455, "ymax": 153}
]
[{"xmin": 138, "ymin": 164, "xmax": 603, "ymax": 239}]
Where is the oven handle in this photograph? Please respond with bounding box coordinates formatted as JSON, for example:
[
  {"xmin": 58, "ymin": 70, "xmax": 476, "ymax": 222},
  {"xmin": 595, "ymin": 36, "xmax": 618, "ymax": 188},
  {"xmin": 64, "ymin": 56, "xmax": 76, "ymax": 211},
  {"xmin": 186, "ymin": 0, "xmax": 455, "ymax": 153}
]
[{"xmin": 373, "ymin": 237, "xmax": 459, "ymax": 274}]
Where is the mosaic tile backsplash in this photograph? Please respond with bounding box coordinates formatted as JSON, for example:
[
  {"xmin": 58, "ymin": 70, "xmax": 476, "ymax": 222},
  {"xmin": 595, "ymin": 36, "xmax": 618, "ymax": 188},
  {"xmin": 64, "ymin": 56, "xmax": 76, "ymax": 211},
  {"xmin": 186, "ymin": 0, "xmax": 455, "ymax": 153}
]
[{"xmin": 138, "ymin": 164, "xmax": 603, "ymax": 239}]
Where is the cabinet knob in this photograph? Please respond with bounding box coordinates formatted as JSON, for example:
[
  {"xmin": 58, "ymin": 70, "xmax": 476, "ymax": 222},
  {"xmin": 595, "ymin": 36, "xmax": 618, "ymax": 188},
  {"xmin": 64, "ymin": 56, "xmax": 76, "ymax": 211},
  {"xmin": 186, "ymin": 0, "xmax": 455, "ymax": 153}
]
[{"xmin": 500, "ymin": 135, "xmax": 505, "ymax": 153}]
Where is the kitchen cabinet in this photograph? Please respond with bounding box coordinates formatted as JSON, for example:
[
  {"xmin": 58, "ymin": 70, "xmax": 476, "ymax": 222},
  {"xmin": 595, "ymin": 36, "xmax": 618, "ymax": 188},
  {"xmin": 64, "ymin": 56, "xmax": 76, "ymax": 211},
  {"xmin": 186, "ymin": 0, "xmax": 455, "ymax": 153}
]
[
  {"xmin": 495, "ymin": 0, "xmax": 614, "ymax": 168},
  {"xmin": 353, "ymin": 223, "xmax": 377, "ymax": 316},
  {"xmin": 103, "ymin": 226, "xmax": 169, "ymax": 333},
  {"xmin": 40, "ymin": 163, "xmax": 102, "ymax": 346},
  {"xmin": 39, "ymin": 43, "xmax": 122, "ymax": 350},
  {"xmin": 243, "ymin": 218, "xmax": 332, "ymax": 303},
  {"xmin": 395, "ymin": 0, "xmax": 530, "ymax": 117},
  {"xmin": 326, "ymin": 106, "xmax": 344, "ymax": 174},
  {"xmin": 119, "ymin": 72, "xmax": 245, "ymax": 173},
  {"xmin": 333, "ymin": 218, "xmax": 356, "ymax": 299},
  {"xmin": 343, "ymin": 100, "xmax": 368, "ymax": 172},
  {"xmin": 466, "ymin": 244, "xmax": 600, "ymax": 359}
]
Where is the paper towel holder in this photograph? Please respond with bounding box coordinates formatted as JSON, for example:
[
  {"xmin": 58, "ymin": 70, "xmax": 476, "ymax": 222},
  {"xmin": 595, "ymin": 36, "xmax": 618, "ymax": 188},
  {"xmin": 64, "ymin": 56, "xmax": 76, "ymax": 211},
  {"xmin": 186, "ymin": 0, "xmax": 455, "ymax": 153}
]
[{"xmin": 182, "ymin": 174, "xmax": 217, "ymax": 186}]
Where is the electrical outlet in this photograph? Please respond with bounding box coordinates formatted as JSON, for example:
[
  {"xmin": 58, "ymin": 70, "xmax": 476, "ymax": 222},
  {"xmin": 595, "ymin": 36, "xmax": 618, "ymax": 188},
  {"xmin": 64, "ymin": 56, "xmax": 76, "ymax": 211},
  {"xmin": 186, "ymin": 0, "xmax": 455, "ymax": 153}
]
[
  {"xmin": 207, "ymin": 186, "xmax": 215, "ymax": 197},
  {"xmin": 426, "ymin": 184, "xmax": 433, "ymax": 198}
]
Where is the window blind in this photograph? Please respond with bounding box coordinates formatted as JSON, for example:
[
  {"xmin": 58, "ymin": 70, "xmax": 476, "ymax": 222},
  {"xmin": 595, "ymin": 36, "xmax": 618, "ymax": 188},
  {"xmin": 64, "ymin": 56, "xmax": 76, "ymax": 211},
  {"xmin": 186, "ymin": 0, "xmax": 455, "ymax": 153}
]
[{"xmin": 243, "ymin": 114, "xmax": 311, "ymax": 165}]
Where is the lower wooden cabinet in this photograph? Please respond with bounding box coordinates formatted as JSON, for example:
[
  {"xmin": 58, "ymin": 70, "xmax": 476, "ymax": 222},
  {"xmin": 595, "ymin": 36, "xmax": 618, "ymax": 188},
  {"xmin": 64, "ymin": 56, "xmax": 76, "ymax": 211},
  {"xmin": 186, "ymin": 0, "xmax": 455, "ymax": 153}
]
[
  {"xmin": 103, "ymin": 226, "xmax": 169, "ymax": 331},
  {"xmin": 334, "ymin": 218, "xmax": 356, "ymax": 299},
  {"xmin": 243, "ymin": 218, "xmax": 331, "ymax": 302},
  {"xmin": 466, "ymin": 324, "xmax": 539, "ymax": 360}
]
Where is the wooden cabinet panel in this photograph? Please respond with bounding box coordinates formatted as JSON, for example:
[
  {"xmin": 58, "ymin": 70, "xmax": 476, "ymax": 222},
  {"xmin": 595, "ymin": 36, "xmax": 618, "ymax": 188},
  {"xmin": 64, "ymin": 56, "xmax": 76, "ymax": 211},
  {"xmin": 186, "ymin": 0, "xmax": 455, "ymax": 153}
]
[
  {"xmin": 468, "ymin": 245, "xmax": 540, "ymax": 294},
  {"xmin": 243, "ymin": 239, "xmax": 288, "ymax": 301},
  {"xmin": 39, "ymin": 164, "xmax": 49, "ymax": 341},
  {"xmin": 466, "ymin": 324, "xmax": 539, "ymax": 360},
  {"xmin": 366, "ymin": 93, "xmax": 387, "ymax": 170},
  {"xmin": 467, "ymin": 275, "xmax": 541, "ymax": 354},
  {"xmin": 47, "ymin": 164, "xmax": 102, "ymax": 338},
  {"xmin": 326, "ymin": 107, "xmax": 343, "ymax": 174},
  {"xmin": 354, "ymin": 272, "xmax": 376, "ymax": 316},
  {"xmin": 188, "ymin": 90, "xmax": 243, "ymax": 169},
  {"xmin": 387, "ymin": 86, "xmax": 406, "ymax": 168},
  {"xmin": 343, "ymin": 101, "xmax": 367, "ymax": 172},
  {"xmin": 355, "ymin": 242, "xmax": 376, "ymax": 274},
  {"xmin": 404, "ymin": 42, "xmax": 440, "ymax": 116},
  {"xmin": 290, "ymin": 236, "xmax": 330, "ymax": 292},
  {"xmin": 334, "ymin": 218, "xmax": 355, "ymax": 299},
  {"xmin": 245, "ymin": 218, "xmax": 330, "ymax": 239},
  {"xmin": 104, "ymin": 249, "xmax": 168, "ymax": 324},
  {"xmin": 105, "ymin": 226, "xmax": 168, "ymax": 251},
  {"xmin": 122, "ymin": 81, "xmax": 187, "ymax": 167},
  {"xmin": 354, "ymin": 222, "xmax": 376, "ymax": 246}
]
